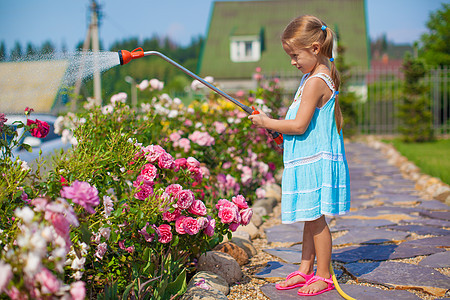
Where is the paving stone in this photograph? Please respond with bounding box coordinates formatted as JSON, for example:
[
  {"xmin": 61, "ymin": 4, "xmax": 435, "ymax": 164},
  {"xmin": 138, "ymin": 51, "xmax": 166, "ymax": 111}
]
[
  {"xmin": 263, "ymin": 244, "xmax": 302, "ymax": 264},
  {"xmin": 418, "ymin": 251, "xmax": 450, "ymax": 268},
  {"xmin": 389, "ymin": 243, "xmax": 446, "ymax": 260},
  {"xmin": 333, "ymin": 227, "xmax": 409, "ymax": 245},
  {"xmin": 399, "ymin": 217, "xmax": 450, "ymax": 228},
  {"xmin": 343, "ymin": 206, "xmax": 420, "ymax": 218},
  {"xmin": 376, "ymin": 194, "xmax": 422, "ymax": 203},
  {"xmin": 265, "ymin": 223, "xmax": 304, "ymax": 244},
  {"xmin": 419, "ymin": 210, "xmax": 450, "ymax": 221},
  {"xmin": 260, "ymin": 282, "xmax": 421, "ymax": 300},
  {"xmin": 254, "ymin": 261, "xmax": 301, "ymax": 281},
  {"xmin": 376, "ymin": 186, "xmax": 416, "ymax": 195},
  {"xmin": 344, "ymin": 261, "xmax": 450, "ymax": 297},
  {"xmin": 417, "ymin": 200, "xmax": 450, "ymax": 211},
  {"xmin": 387, "ymin": 224, "xmax": 450, "ymax": 236},
  {"xmin": 400, "ymin": 235, "xmax": 450, "ymax": 248},
  {"xmin": 330, "ymin": 218, "xmax": 395, "ymax": 232},
  {"xmin": 332, "ymin": 244, "xmax": 397, "ymax": 262}
]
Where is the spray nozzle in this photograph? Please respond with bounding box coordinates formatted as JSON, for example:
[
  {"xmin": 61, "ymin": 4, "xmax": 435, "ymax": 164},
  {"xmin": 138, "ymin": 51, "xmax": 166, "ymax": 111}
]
[{"xmin": 118, "ymin": 48, "xmax": 145, "ymax": 65}]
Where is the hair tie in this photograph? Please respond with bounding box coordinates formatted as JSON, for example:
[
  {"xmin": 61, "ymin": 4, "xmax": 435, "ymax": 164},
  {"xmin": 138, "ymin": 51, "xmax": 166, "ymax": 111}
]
[
  {"xmin": 329, "ymin": 57, "xmax": 334, "ymax": 62},
  {"xmin": 321, "ymin": 25, "xmax": 327, "ymax": 31},
  {"xmin": 335, "ymin": 91, "xmax": 339, "ymax": 95}
]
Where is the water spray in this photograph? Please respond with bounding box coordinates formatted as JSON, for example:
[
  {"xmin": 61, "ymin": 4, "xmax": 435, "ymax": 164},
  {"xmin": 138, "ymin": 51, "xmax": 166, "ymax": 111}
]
[{"xmin": 118, "ymin": 48, "xmax": 283, "ymax": 148}]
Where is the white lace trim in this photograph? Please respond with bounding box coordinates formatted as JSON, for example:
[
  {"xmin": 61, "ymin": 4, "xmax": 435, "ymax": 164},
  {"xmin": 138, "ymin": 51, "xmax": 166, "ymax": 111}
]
[
  {"xmin": 282, "ymin": 183, "xmax": 348, "ymax": 195},
  {"xmin": 284, "ymin": 151, "xmax": 344, "ymax": 168}
]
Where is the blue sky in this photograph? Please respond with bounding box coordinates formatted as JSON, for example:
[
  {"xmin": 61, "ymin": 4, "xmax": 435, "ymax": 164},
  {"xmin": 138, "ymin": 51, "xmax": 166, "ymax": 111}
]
[{"xmin": 0, "ymin": 0, "xmax": 446, "ymax": 52}]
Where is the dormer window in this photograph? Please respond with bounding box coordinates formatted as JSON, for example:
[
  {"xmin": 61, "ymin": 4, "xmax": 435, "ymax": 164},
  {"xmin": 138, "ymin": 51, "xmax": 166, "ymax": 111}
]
[{"xmin": 230, "ymin": 36, "xmax": 261, "ymax": 62}]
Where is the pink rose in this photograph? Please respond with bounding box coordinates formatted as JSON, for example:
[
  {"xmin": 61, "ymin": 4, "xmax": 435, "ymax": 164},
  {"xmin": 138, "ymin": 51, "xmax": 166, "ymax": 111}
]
[
  {"xmin": 218, "ymin": 206, "xmax": 239, "ymax": 224},
  {"xmin": 178, "ymin": 138, "xmax": 191, "ymax": 152},
  {"xmin": 70, "ymin": 281, "xmax": 86, "ymax": 300},
  {"xmin": 216, "ymin": 199, "xmax": 234, "ymax": 210},
  {"xmin": 144, "ymin": 145, "xmax": 166, "ymax": 163},
  {"xmin": 197, "ymin": 217, "xmax": 208, "ymax": 229},
  {"xmin": 141, "ymin": 164, "xmax": 158, "ymax": 181},
  {"xmin": 222, "ymin": 162, "xmax": 232, "ymax": 169},
  {"xmin": 163, "ymin": 209, "xmax": 181, "ymax": 222},
  {"xmin": 27, "ymin": 119, "xmax": 49, "ymax": 138},
  {"xmin": 175, "ymin": 216, "xmax": 187, "ymax": 234},
  {"xmin": 186, "ymin": 157, "xmax": 200, "ymax": 169},
  {"xmin": 158, "ymin": 151, "xmax": 175, "ymax": 169},
  {"xmin": 204, "ymin": 217, "xmax": 215, "ymax": 236},
  {"xmin": 213, "ymin": 121, "xmax": 226, "ymax": 134},
  {"xmin": 35, "ymin": 268, "xmax": 60, "ymax": 293},
  {"xmin": 61, "ymin": 180, "xmax": 99, "ymax": 214},
  {"xmin": 157, "ymin": 224, "xmax": 173, "ymax": 243},
  {"xmin": 175, "ymin": 189, "xmax": 195, "ymax": 210},
  {"xmin": 134, "ymin": 184, "xmax": 153, "ymax": 200},
  {"xmin": 184, "ymin": 119, "xmax": 193, "ymax": 126},
  {"xmin": 165, "ymin": 184, "xmax": 183, "ymax": 196},
  {"xmin": 232, "ymin": 195, "xmax": 248, "ymax": 210},
  {"xmin": 174, "ymin": 158, "xmax": 187, "ymax": 169},
  {"xmin": 240, "ymin": 208, "xmax": 253, "ymax": 226},
  {"xmin": 188, "ymin": 199, "xmax": 207, "ymax": 216},
  {"xmin": 182, "ymin": 217, "xmax": 201, "ymax": 235},
  {"xmin": 170, "ymin": 132, "xmax": 182, "ymax": 142}
]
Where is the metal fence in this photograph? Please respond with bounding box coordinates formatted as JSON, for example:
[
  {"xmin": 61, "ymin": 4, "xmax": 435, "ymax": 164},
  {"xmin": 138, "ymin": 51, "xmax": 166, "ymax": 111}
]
[{"xmin": 277, "ymin": 65, "xmax": 450, "ymax": 136}]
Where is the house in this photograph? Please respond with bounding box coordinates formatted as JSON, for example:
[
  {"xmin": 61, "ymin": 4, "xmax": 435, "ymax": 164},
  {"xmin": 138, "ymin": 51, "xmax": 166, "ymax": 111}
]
[
  {"xmin": 0, "ymin": 59, "xmax": 70, "ymax": 114},
  {"xmin": 198, "ymin": 0, "xmax": 369, "ymax": 92}
]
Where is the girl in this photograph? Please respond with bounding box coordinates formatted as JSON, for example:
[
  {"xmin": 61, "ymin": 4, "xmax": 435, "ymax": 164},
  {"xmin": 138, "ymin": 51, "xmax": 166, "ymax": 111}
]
[{"xmin": 249, "ymin": 15, "xmax": 351, "ymax": 296}]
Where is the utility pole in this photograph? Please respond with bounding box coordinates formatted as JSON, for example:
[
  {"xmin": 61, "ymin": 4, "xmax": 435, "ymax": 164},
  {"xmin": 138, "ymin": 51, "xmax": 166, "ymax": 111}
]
[
  {"xmin": 71, "ymin": 0, "xmax": 102, "ymax": 110},
  {"xmin": 91, "ymin": 0, "xmax": 102, "ymax": 106}
]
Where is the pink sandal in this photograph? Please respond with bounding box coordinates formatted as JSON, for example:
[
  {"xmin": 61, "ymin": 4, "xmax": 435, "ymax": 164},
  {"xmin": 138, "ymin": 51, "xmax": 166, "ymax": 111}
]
[
  {"xmin": 297, "ymin": 275, "xmax": 334, "ymax": 296},
  {"xmin": 275, "ymin": 271, "xmax": 314, "ymax": 290}
]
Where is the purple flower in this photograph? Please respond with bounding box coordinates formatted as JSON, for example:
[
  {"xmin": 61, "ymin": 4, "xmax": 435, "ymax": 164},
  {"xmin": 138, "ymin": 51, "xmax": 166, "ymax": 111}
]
[{"xmin": 61, "ymin": 180, "xmax": 99, "ymax": 214}]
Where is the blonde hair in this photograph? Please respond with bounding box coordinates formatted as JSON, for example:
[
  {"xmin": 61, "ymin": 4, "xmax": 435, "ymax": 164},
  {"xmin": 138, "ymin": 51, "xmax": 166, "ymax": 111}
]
[{"xmin": 282, "ymin": 15, "xmax": 344, "ymax": 133}]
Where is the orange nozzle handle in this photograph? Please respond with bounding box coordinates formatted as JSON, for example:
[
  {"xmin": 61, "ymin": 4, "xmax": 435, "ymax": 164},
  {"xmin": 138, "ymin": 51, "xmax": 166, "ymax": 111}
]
[
  {"xmin": 118, "ymin": 48, "xmax": 145, "ymax": 65},
  {"xmin": 251, "ymin": 106, "xmax": 260, "ymax": 115}
]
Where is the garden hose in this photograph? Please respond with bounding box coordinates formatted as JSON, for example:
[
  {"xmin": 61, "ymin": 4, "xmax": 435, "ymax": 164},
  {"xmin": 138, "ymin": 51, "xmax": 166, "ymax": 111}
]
[{"xmin": 330, "ymin": 262, "xmax": 356, "ymax": 300}]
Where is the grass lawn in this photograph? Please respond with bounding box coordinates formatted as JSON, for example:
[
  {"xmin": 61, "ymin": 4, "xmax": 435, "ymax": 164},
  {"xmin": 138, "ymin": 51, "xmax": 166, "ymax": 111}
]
[{"xmin": 385, "ymin": 138, "xmax": 450, "ymax": 185}]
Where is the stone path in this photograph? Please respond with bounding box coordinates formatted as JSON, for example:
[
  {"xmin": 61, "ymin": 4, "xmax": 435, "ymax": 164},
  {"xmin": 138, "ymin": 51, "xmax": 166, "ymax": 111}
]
[{"xmin": 255, "ymin": 142, "xmax": 450, "ymax": 299}]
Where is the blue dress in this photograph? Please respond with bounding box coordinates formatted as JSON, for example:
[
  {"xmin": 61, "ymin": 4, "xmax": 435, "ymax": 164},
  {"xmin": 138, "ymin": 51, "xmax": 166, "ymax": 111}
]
[{"xmin": 281, "ymin": 73, "xmax": 351, "ymax": 223}]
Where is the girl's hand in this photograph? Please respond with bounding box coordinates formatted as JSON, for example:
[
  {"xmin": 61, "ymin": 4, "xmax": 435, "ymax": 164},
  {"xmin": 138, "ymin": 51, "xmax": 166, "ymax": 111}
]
[{"xmin": 248, "ymin": 109, "xmax": 270, "ymax": 128}]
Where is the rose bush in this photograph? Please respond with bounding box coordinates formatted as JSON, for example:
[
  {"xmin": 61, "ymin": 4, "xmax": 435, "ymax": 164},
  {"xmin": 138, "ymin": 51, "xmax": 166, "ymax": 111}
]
[{"xmin": 1, "ymin": 75, "xmax": 283, "ymax": 299}]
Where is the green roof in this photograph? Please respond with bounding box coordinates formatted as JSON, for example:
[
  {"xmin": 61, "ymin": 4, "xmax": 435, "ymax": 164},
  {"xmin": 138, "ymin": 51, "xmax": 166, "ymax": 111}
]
[{"xmin": 199, "ymin": 0, "xmax": 369, "ymax": 79}]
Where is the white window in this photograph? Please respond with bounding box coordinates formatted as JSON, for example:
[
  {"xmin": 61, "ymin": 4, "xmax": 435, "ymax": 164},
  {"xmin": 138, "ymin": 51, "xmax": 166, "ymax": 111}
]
[{"xmin": 230, "ymin": 36, "xmax": 261, "ymax": 62}]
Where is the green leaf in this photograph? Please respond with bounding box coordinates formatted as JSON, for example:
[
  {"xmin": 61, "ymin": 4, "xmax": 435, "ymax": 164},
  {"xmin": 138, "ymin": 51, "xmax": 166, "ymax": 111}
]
[
  {"xmin": 22, "ymin": 143, "xmax": 32, "ymax": 152},
  {"xmin": 80, "ymin": 223, "xmax": 92, "ymax": 244},
  {"xmin": 163, "ymin": 268, "xmax": 187, "ymax": 298},
  {"xmin": 121, "ymin": 281, "xmax": 134, "ymax": 300},
  {"xmin": 171, "ymin": 235, "xmax": 179, "ymax": 247}
]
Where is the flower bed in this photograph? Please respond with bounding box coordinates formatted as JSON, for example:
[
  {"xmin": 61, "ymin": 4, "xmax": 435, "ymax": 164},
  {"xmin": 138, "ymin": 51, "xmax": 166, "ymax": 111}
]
[{"xmin": 0, "ymin": 74, "xmax": 284, "ymax": 299}]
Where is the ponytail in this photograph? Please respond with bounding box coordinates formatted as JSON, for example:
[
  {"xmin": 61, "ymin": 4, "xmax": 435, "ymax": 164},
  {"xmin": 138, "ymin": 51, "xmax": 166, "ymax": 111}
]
[{"xmin": 321, "ymin": 25, "xmax": 343, "ymax": 133}]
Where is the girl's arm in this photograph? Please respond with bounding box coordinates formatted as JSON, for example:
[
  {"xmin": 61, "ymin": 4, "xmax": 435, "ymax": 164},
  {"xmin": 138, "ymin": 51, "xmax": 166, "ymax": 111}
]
[{"xmin": 248, "ymin": 78, "xmax": 328, "ymax": 135}]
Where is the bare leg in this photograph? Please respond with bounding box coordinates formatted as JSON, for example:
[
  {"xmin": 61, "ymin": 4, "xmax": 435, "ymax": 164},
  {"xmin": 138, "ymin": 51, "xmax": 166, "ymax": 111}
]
[
  {"xmin": 277, "ymin": 222, "xmax": 315, "ymax": 287},
  {"xmin": 298, "ymin": 215, "xmax": 332, "ymax": 294}
]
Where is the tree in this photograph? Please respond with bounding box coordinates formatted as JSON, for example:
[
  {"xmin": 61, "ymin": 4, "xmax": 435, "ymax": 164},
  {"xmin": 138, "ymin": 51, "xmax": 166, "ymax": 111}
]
[
  {"xmin": 397, "ymin": 53, "xmax": 434, "ymax": 142},
  {"xmin": 418, "ymin": 3, "xmax": 450, "ymax": 66},
  {"xmin": 10, "ymin": 41, "xmax": 22, "ymax": 61},
  {"xmin": 40, "ymin": 40, "xmax": 55, "ymax": 56},
  {"xmin": 25, "ymin": 42, "xmax": 37, "ymax": 59},
  {"xmin": 0, "ymin": 41, "xmax": 6, "ymax": 61}
]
